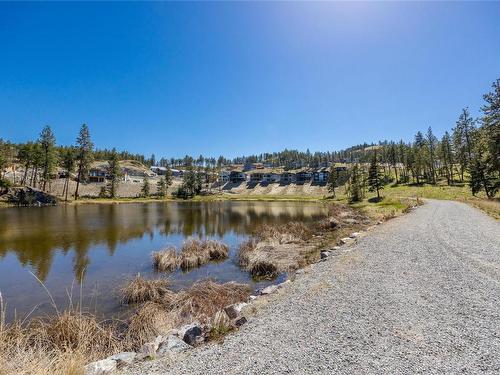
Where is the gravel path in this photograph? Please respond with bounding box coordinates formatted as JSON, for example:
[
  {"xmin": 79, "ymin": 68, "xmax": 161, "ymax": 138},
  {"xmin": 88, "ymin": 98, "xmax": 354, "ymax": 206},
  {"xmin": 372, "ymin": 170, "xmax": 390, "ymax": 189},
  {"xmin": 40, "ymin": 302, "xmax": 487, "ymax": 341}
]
[{"xmin": 122, "ymin": 200, "xmax": 500, "ymax": 374}]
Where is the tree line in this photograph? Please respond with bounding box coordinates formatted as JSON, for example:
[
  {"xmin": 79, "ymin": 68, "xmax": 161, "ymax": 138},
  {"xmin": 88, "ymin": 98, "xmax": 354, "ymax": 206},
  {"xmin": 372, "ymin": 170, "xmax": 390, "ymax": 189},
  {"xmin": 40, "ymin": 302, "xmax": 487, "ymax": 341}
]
[
  {"xmin": 1, "ymin": 79, "xmax": 498, "ymax": 200},
  {"xmin": 328, "ymin": 79, "xmax": 499, "ymax": 201}
]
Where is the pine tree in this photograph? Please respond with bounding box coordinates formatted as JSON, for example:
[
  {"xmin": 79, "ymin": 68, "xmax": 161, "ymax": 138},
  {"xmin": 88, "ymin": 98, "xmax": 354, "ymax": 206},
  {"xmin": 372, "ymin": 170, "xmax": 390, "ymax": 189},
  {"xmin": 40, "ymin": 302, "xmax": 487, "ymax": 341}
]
[
  {"xmin": 479, "ymin": 78, "xmax": 500, "ymax": 196},
  {"xmin": 107, "ymin": 148, "xmax": 121, "ymax": 198},
  {"xmin": 453, "ymin": 108, "xmax": 475, "ymax": 181},
  {"xmin": 157, "ymin": 177, "xmax": 167, "ymax": 198},
  {"xmin": 388, "ymin": 142, "xmax": 398, "ymax": 182},
  {"xmin": 74, "ymin": 124, "xmax": 94, "ymax": 200},
  {"xmin": 347, "ymin": 164, "xmax": 364, "ymax": 203},
  {"xmin": 18, "ymin": 142, "xmax": 34, "ymax": 186},
  {"xmin": 61, "ymin": 147, "xmax": 76, "ymax": 201},
  {"xmin": 39, "ymin": 125, "xmax": 57, "ymax": 191},
  {"xmin": 439, "ymin": 132, "xmax": 454, "ymax": 185},
  {"xmin": 426, "ymin": 127, "xmax": 438, "ymax": 184},
  {"xmin": 141, "ymin": 177, "xmax": 150, "ymax": 197},
  {"xmin": 327, "ymin": 165, "xmax": 338, "ymax": 197},
  {"xmin": 368, "ymin": 151, "xmax": 384, "ymax": 199}
]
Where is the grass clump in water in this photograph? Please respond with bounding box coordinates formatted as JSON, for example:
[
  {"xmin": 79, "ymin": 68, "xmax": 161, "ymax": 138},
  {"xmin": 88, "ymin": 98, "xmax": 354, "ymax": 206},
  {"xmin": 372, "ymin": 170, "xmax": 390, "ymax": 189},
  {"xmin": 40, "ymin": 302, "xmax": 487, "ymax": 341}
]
[
  {"xmin": 152, "ymin": 247, "xmax": 179, "ymax": 272},
  {"xmin": 179, "ymin": 238, "xmax": 229, "ymax": 271},
  {"xmin": 121, "ymin": 274, "xmax": 172, "ymax": 304}
]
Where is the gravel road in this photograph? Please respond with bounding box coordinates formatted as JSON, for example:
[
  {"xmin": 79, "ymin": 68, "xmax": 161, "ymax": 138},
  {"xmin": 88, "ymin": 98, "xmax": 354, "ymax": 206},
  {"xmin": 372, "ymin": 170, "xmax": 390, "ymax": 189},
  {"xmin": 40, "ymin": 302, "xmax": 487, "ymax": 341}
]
[{"xmin": 122, "ymin": 200, "xmax": 500, "ymax": 374}]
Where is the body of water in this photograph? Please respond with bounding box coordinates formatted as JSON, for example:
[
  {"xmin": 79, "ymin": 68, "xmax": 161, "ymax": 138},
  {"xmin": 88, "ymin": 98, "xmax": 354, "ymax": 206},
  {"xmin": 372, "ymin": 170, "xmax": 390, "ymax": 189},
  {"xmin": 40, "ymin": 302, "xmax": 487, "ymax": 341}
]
[{"xmin": 0, "ymin": 201, "xmax": 328, "ymax": 321}]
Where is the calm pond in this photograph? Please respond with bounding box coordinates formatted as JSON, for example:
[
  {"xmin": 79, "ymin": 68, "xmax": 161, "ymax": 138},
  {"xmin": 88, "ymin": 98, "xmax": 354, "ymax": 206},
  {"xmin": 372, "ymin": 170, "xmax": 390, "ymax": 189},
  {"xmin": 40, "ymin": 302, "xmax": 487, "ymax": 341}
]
[{"xmin": 0, "ymin": 201, "xmax": 328, "ymax": 321}]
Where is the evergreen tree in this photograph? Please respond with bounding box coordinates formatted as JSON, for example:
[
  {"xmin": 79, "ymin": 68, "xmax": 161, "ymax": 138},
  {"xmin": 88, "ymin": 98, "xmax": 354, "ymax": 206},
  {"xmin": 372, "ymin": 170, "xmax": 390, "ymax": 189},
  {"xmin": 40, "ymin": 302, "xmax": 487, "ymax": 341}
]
[
  {"xmin": 39, "ymin": 125, "xmax": 57, "ymax": 191},
  {"xmin": 479, "ymin": 78, "xmax": 500, "ymax": 196},
  {"xmin": 327, "ymin": 165, "xmax": 338, "ymax": 197},
  {"xmin": 388, "ymin": 142, "xmax": 398, "ymax": 182},
  {"xmin": 452, "ymin": 108, "xmax": 475, "ymax": 181},
  {"xmin": 368, "ymin": 151, "xmax": 384, "ymax": 199},
  {"xmin": 61, "ymin": 147, "xmax": 76, "ymax": 201},
  {"xmin": 107, "ymin": 148, "xmax": 121, "ymax": 198},
  {"xmin": 18, "ymin": 142, "xmax": 34, "ymax": 186},
  {"xmin": 426, "ymin": 127, "xmax": 438, "ymax": 184},
  {"xmin": 347, "ymin": 164, "xmax": 364, "ymax": 202},
  {"xmin": 74, "ymin": 124, "xmax": 94, "ymax": 200},
  {"xmin": 141, "ymin": 177, "xmax": 150, "ymax": 197},
  {"xmin": 439, "ymin": 132, "xmax": 454, "ymax": 185},
  {"xmin": 157, "ymin": 177, "xmax": 167, "ymax": 198}
]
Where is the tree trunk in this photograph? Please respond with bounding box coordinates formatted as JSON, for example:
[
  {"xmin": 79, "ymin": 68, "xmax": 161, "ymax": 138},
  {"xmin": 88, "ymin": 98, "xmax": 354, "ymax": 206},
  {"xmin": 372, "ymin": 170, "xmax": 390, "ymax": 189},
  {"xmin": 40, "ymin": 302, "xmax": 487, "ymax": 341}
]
[{"xmin": 74, "ymin": 162, "xmax": 83, "ymax": 200}]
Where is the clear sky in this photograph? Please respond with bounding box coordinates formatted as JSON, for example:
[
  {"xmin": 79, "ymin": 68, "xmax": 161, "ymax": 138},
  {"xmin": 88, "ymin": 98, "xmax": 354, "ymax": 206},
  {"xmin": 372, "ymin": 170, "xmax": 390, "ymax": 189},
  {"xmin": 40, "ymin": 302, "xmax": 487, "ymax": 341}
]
[{"xmin": 1, "ymin": 2, "xmax": 499, "ymax": 159}]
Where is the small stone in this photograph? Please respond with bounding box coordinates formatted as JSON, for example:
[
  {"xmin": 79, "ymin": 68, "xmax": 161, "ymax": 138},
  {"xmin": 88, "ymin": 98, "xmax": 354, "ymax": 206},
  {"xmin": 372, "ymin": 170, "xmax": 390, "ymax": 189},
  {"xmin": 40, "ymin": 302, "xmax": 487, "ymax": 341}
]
[
  {"xmin": 343, "ymin": 218, "xmax": 359, "ymax": 225},
  {"xmin": 331, "ymin": 246, "xmax": 341, "ymax": 251},
  {"xmin": 260, "ymin": 285, "xmax": 278, "ymax": 295},
  {"xmin": 234, "ymin": 316, "xmax": 247, "ymax": 327},
  {"xmin": 224, "ymin": 302, "xmax": 247, "ymax": 319},
  {"xmin": 157, "ymin": 335, "xmax": 192, "ymax": 355},
  {"xmin": 320, "ymin": 251, "xmax": 330, "ymax": 259},
  {"xmin": 328, "ymin": 218, "xmax": 341, "ymax": 229},
  {"xmin": 349, "ymin": 232, "xmax": 361, "ymax": 238},
  {"xmin": 249, "ymin": 295, "xmax": 257, "ymax": 300},
  {"xmin": 84, "ymin": 358, "xmax": 117, "ymax": 375},
  {"xmin": 108, "ymin": 352, "xmax": 136, "ymax": 366},
  {"xmin": 340, "ymin": 237, "xmax": 354, "ymax": 245},
  {"xmin": 183, "ymin": 325, "xmax": 204, "ymax": 346}
]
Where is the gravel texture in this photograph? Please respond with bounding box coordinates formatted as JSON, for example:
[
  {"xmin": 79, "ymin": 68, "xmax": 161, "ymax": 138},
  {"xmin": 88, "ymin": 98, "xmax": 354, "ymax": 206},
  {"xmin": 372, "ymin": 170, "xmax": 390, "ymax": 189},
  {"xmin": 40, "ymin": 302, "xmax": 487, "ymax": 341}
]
[{"xmin": 121, "ymin": 199, "xmax": 500, "ymax": 374}]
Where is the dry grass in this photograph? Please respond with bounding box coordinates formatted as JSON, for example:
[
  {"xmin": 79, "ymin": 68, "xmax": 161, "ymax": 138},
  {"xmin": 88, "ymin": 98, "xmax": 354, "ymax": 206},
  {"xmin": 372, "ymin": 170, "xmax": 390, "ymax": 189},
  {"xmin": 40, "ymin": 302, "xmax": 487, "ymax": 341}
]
[
  {"xmin": 171, "ymin": 280, "xmax": 250, "ymax": 323},
  {"xmin": 0, "ymin": 303, "xmax": 122, "ymax": 374},
  {"xmin": 204, "ymin": 240, "xmax": 229, "ymax": 260},
  {"xmin": 239, "ymin": 221, "xmax": 318, "ymax": 279},
  {"xmin": 0, "ymin": 280, "xmax": 251, "ymax": 373},
  {"xmin": 256, "ymin": 222, "xmax": 313, "ymax": 244},
  {"xmin": 121, "ymin": 275, "xmax": 173, "ymax": 305},
  {"xmin": 238, "ymin": 238, "xmax": 258, "ymax": 268},
  {"xmin": 125, "ymin": 301, "xmax": 176, "ymax": 347},
  {"xmin": 0, "ymin": 277, "xmax": 251, "ymax": 374},
  {"xmin": 179, "ymin": 238, "xmax": 229, "ymax": 271},
  {"xmin": 152, "ymin": 247, "xmax": 179, "ymax": 272}
]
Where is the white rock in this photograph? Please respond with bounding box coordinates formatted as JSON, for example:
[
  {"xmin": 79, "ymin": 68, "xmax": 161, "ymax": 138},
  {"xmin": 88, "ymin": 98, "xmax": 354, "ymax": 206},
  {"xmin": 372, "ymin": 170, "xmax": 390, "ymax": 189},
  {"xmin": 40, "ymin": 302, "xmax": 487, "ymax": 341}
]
[
  {"xmin": 278, "ymin": 280, "xmax": 291, "ymax": 288},
  {"xmin": 340, "ymin": 237, "xmax": 354, "ymax": 244},
  {"xmin": 249, "ymin": 295, "xmax": 258, "ymax": 300},
  {"xmin": 157, "ymin": 335, "xmax": 192, "ymax": 355},
  {"xmin": 260, "ymin": 285, "xmax": 278, "ymax": 295},
  {"xmin": 139, "ymin": 335, "xmax": 163, "ymax": 358},
  {"xmin": 108, "ymin": 352, "xmax": 136, "ymax": 366},
  {"xmin": 349, "ymin": 232, "xmax": 361, "ymax": 238},
  {"xmin": 331, "ymin": 246, "xmax": 341, "ymax": 251},
  {"xmin": 320, "ymin": 251, "xmax": 330, "ymax": 259},
  {"xmin": 84, "ymin": 358, "xmax": 116, "ymax": 375}
]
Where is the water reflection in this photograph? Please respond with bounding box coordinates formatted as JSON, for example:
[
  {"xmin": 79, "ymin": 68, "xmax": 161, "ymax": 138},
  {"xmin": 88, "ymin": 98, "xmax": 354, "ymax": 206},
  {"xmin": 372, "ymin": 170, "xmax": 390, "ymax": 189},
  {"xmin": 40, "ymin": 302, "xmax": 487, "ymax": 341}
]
[{"xmin": 0, "ymin": 201, "xmax": 328, "ymax": 320}]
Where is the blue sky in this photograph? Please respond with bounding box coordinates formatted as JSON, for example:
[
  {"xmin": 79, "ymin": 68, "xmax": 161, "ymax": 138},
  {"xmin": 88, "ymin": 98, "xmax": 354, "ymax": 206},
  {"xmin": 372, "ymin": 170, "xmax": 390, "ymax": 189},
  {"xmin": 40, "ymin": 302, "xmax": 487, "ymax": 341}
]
[{"xmin": 1, "ymin": 2, "xmax": 499, "ymax": 159}]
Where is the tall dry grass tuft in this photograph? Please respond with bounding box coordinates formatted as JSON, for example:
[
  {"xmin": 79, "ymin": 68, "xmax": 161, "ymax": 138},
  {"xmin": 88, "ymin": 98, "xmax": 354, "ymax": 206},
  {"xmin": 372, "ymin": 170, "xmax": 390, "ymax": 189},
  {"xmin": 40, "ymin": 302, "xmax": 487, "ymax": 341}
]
[
  {"xmin": 121, "ymin": 275, "xmax": 173, "ymax": 304},
  {"xmin": 0, "ymin": 290, "xmax": 121, "ymax": 375},
  {"xmin": 256, "ymin": 221, "xmax": 313, "ymax": 244},
  {"xmin": 172, "ymin": 280, "xmax": 250, "ymax": 323},
  {"xmin": 203, "ymin": 240, "xmax": 229, "ymax": 260},
  {"xmin": 239, "ymin": 221, "xmax": 317, "ymax": 279},
  {"xmin": 152, "ymin": 247, "xmax": 179, "ymax": 272},
  {"xmin": 125, "ymin": 301, "xmax": 176, "ymax": 348},
  {"xmin": 238, "ymin": 238, "xmax": 257, "ymax": 267},
  {"xmin": 179, "ymin": 238, "xmax": 229, "ymax": 271}
]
